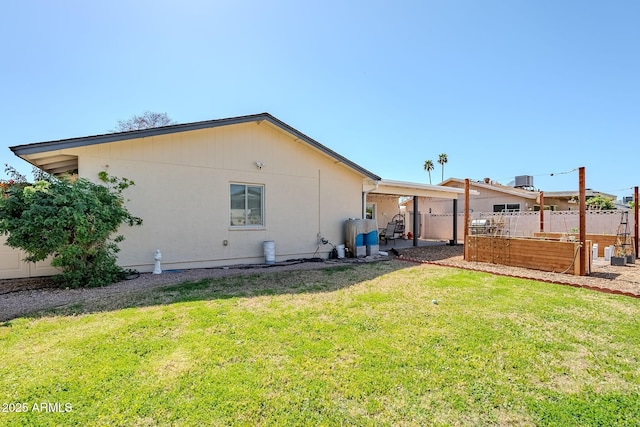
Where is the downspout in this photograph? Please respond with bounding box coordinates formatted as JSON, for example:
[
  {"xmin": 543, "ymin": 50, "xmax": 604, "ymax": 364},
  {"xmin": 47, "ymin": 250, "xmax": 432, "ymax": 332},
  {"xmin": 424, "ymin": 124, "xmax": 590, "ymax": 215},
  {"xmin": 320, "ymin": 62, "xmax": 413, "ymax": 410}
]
[{"xmin": 362, "ymin": 180, "xmax": 380, "ymax": 218}]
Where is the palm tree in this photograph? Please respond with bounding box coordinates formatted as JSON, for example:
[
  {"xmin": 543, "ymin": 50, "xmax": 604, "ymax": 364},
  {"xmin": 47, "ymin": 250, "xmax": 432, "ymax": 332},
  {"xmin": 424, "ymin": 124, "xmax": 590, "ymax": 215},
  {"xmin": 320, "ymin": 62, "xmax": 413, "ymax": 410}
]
[
  {"xmin": 438, "ymin": 153, "xmax": 448, "ymax": 183},
  {"xmin": 423, "ymin": 160, "xmax": 434, "ymax": 184}
]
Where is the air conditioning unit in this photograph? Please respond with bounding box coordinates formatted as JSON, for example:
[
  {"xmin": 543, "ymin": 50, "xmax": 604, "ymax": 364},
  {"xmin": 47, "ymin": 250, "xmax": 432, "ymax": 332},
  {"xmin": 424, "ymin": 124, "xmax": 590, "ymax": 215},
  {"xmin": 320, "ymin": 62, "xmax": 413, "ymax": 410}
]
[{"xmin": 514, "ymin": 175, "xmax": 534, "ymax": 188}]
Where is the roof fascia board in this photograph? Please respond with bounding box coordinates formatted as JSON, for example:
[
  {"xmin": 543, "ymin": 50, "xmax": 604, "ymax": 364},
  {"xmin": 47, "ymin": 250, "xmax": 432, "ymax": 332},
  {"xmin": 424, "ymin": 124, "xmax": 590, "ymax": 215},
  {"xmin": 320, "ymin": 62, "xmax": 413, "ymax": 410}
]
[
  {"xmin": 10, "ymin": 112, "xmax": 381, "ymax": 181},
  {"xmin": 259, "ymin": 115, "xmax": 381, "ymax": 181},
  {"xmin": 10, "ymin": 114, "xmax": 270, "ymax": 156},
  {"xmin": 374, "ymin": 179, "xmax": 479, "ymax": 199}
]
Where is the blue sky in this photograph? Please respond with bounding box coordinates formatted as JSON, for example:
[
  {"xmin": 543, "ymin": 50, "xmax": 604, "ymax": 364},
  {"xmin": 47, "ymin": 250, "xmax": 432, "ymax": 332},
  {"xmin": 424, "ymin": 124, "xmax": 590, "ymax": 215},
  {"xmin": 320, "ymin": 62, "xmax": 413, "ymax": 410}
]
[{"xmin": 1, "ymin": 1, "xmax": 638, "ymax": 200}]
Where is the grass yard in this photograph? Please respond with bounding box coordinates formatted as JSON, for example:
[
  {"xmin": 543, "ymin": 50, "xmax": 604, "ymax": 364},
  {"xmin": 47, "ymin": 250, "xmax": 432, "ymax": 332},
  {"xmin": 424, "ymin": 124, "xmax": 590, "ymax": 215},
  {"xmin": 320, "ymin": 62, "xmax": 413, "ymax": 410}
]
[{"xmin": 1, "ymin": 261, "xmax": 639, "ymax": 426}]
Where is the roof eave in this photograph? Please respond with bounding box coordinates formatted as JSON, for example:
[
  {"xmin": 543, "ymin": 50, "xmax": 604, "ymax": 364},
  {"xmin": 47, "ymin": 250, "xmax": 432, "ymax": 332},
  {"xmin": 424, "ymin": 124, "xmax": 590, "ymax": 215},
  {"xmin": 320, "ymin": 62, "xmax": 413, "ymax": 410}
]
[
  {"xmin": 10, "ymin": 112, "xmax": 381, "ymax": 181},
  {"xmin": 373, "ymin": 179, "xmax": 479, "ymax": 199}
]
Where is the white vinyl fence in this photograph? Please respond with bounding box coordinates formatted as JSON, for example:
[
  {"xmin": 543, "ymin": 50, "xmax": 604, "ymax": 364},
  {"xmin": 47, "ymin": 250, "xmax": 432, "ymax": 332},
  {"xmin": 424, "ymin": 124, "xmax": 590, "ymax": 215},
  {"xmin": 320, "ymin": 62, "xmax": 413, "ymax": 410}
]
[
  {"xmin": 0, "ymin": 235, "xmax": 58, "ymax": 280},
  {"xmin": 422, "ymin": 210, "xmax": 635, "ymax": 243}
]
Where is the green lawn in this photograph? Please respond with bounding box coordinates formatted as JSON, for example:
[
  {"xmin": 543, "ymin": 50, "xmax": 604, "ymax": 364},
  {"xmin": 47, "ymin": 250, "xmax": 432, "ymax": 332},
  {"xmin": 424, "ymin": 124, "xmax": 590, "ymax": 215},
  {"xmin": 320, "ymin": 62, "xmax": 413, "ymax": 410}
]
[{"xmin": 1, "ymin": 261, "xmax": 639, "ymax": 426}]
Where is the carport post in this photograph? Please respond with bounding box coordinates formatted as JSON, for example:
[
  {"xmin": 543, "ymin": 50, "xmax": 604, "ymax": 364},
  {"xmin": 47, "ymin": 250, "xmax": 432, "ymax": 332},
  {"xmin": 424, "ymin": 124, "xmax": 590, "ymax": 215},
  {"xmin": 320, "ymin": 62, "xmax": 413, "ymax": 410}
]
[
  {"xmin": 464, "ymin": 179, "xmax": 470, "ymax": 260},
  {"xmin": 635, "ymin": 186, "xmax": 639, "ymax": 259}
]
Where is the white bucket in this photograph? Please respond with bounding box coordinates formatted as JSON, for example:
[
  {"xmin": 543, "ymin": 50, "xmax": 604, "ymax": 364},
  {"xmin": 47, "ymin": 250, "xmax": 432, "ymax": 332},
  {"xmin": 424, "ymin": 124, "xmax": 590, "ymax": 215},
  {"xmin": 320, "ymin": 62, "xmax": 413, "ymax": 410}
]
[
  {"xmin": 337, "ymin": 244, "xmax": 345, "ymax": 259},
  {"xmin": 263, "ymin": 240, "xmax": 275, "ymax": 264},
  {"xmin": 592, "ymin": 243, "xmax": 598, "ymax": 260}
]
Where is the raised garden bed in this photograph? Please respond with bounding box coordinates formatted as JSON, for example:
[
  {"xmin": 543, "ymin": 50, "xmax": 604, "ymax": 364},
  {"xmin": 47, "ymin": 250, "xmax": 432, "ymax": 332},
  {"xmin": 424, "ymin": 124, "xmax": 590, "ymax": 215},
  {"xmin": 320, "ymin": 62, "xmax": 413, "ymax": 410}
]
[{"xmin": 466, "ymin": 235, "xmax": 591, "ymax": 275}]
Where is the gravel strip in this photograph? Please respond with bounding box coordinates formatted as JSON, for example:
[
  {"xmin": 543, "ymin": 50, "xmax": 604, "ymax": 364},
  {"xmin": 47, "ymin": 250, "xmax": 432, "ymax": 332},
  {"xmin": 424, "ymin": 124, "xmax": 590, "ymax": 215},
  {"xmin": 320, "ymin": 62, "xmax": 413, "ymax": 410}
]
[
  {"xmin": 0, "ymin": 257, "xmax": 383, "ymax": 322},
  {"xmin": 2, "ymin": 244, "xmax": 638, "ymax": 322}
]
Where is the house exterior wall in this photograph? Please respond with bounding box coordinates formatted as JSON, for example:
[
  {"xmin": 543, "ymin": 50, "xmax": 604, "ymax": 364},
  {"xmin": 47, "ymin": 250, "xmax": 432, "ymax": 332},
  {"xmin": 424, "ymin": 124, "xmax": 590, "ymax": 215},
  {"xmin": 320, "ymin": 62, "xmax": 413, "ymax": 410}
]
[
  {"xmin": 541, "ymin": 197, "xmax": 578, "ymax": 211},
  {"xmin": 8, "ymin": 121, "xmax": 365, "ymax": 275}
]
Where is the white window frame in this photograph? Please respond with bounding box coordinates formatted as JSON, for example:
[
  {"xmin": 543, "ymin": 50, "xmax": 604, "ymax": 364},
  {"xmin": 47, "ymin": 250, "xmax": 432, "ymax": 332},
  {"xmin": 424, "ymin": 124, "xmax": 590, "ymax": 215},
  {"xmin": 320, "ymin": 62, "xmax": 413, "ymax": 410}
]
[
  {"xmin": 230, "ymin": 183, "xmax": 265, "ymax": 228},
  {"xmin": 493, "ymin": 203, "xmax": 521, "ymax": 213},
  {"xmin": 366, "ymin": 203, "xmax": 377, "ymax": 220}
]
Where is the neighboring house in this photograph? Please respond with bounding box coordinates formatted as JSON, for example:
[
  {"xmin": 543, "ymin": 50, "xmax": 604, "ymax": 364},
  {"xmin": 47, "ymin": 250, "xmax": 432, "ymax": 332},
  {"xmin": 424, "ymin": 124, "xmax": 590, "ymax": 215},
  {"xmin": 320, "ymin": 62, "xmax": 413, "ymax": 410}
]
[
  {"xmin": 422, "ymin": 178, "xmax": 619, "ymax": 214},
  {"xmin": 7, "ymin": 113, "xmax": 467, "ymax": 276}
]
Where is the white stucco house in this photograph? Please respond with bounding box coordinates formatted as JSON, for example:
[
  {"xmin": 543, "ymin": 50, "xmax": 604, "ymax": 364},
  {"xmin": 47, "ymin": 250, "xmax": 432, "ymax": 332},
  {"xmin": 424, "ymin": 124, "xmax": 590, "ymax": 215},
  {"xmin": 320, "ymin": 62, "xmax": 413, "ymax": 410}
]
[{"xmin": 4, "ymin": 113, "xmax": 468, "ymax": 278}]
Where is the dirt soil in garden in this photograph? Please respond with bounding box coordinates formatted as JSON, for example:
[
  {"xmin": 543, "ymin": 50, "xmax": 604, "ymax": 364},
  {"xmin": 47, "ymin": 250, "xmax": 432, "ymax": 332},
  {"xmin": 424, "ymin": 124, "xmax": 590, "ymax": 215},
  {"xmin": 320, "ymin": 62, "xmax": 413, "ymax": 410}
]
[
  {"xmin": 1, "ymin": 244, "xmax": 639, "ymax": 322},
  {"xmin": 396, "ymin": 244, "xmax": 640, "ymax": 298}
]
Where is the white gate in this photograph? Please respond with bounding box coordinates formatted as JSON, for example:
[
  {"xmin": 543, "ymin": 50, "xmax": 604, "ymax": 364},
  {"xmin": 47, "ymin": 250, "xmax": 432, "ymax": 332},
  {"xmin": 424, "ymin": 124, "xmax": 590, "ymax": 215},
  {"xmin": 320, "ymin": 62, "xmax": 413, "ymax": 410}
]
[{"xmin": 0, "ymin": 236, "xmax": 57, "ymax": 279}]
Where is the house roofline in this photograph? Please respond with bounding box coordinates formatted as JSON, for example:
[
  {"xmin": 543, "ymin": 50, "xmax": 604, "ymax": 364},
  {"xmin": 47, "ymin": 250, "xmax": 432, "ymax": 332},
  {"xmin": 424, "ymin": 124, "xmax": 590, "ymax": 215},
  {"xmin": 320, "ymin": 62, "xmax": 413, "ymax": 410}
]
[
  {"xmin": 543, "ymin": 190, "xmax": 618, "ymax": 199},
  {"xmin": 440, "ymin": 178, "xmax": 539, "ymax": 199},
  {"xmin": 10, "ymin": 112, "xmax": 381, "ymax": 181},
  {"xmin": 441, "ymin": 178, "xmax": 617, "ymax": 201},
  {"xmin": 377, "ymin": 179, "xmax": 479, "ymax": 194}
]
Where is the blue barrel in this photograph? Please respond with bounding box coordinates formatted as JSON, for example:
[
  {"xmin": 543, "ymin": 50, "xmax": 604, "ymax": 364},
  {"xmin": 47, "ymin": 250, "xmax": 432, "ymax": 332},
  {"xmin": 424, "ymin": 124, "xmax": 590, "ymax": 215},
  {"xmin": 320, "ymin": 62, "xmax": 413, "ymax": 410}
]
[
  {"xmin": 355, "ymin": 233, "xmax": 364, "ymax": 246},
  {"xmin": 365, "ymin": 231, "xmax": 378, "ymax": 245}
]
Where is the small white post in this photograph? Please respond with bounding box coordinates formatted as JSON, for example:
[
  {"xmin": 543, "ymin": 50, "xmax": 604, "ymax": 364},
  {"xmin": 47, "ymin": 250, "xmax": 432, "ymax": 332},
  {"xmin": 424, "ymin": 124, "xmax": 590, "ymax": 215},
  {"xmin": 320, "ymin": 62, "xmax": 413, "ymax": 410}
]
[{"xmin": 153, "ymin": 249, "xmax": 162, "ymax": 274}]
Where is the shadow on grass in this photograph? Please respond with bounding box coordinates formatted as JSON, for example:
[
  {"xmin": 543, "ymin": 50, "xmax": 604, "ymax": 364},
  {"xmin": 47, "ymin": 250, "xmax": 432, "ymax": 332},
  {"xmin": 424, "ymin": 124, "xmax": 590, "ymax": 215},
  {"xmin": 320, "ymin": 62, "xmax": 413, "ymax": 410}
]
[
  {"xmin": 589, "ymin": 271, "xmax": 622, "ymax": 280},
  {"xmin": 16, "ymin": 259, "xmax": 413, "ymax": 320},
  {"xmin": 397, "ymin": 244, "xmax": 464, "ymax": 262}
]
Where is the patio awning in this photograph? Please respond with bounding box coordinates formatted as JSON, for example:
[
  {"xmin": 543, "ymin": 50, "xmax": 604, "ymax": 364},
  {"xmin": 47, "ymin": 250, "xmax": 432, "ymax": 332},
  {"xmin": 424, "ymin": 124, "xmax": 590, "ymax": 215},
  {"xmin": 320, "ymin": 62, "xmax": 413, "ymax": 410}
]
[{"xmin": 368, "ymin": 179, "xmax": 478, "ymax": 199}]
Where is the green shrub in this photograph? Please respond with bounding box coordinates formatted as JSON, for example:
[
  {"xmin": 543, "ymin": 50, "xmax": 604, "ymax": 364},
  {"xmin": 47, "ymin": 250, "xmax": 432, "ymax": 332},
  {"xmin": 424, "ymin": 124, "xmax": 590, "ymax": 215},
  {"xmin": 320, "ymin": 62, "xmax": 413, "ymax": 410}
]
[{"xmin": 0, "ymin": 171, "xmax": 142, "ymax": 287}]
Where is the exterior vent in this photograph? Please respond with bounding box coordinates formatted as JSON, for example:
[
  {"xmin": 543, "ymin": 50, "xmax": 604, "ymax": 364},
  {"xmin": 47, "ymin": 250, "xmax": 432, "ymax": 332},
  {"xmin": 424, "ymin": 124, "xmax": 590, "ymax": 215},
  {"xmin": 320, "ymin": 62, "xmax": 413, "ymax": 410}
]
[{"xmin": 514, "ymin": 175, "xmax": 534, "ymax": 188}]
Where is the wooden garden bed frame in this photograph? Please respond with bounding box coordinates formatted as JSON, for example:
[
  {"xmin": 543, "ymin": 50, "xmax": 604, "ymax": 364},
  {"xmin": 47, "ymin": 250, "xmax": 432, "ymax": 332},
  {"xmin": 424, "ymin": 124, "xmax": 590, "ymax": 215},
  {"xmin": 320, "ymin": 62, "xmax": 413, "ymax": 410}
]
[
  {"xmin": 465, "ymin": 235, "xmax": 592, "ymax": 276},
  {"xmin": 533, "ymin": 232, "xmax": 617, "ymax": 257}
]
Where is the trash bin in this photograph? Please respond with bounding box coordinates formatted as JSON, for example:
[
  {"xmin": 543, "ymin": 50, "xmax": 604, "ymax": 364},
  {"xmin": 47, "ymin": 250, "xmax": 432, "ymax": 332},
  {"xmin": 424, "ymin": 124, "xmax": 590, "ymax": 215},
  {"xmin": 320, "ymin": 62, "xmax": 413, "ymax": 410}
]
[{"xmin": 263, "ymin": 240, "xmax": 275, "ymax": 264}]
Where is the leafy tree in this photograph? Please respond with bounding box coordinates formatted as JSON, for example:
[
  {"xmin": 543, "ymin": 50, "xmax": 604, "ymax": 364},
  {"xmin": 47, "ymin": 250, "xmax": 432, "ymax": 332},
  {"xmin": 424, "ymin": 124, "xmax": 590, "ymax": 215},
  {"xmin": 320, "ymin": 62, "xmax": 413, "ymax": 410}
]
[
  {"xmin": 112, "ymin": 111, "xmax": 176, "ymax": 132},
  {"xmin": 438, "ymin": 153, "xmax": 448, "ymax": 183},
  {"xmin": 0, "ymin": 170, "xmax": 142, "ymax": 287},
  {"xmin": 585, "ymin": 195, "xmax": 615, "ymax": 210},
  {"xmin": 2, "ymin": 164, "xmax": 27, "ymax": 183},
  {"xmin": 423, "ymin": 160, "xmax": 434, "ymax": 184}
]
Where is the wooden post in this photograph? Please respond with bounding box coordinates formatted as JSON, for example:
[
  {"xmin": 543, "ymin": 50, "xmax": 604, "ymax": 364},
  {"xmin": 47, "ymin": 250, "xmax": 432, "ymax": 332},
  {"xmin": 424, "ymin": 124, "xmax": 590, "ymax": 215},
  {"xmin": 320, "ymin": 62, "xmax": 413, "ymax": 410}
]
[
  {"xmin": 579, "ymin": 167, "xmax": 586, "ymax": 276},
  {"xmin": 413, "ymin": 196, "xmax": 419, "ymax": 247},
  {"xmin": 539, "ymin": 191, "xmax": 544, "ymax": 232},
  {"xmin": 464, "ymin": 178, "xmax": 470, "ymax": 260},
  {"xmin": 635, "ymin": 186, "xmax": 639, "ymax": 259}
]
